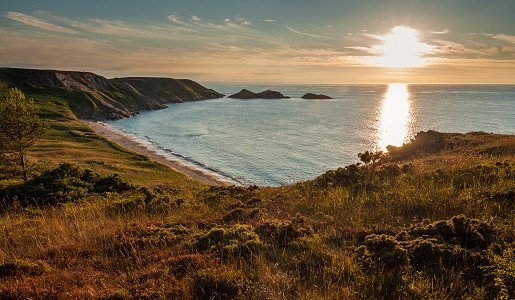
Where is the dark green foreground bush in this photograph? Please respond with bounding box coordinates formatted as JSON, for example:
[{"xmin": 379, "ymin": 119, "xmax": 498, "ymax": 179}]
[
  {"xmin": 354, "ymin": 215, "xmax": 514, "ymax": 299},
  {"xmin": 0, "ymin": 163, "xmax": 133, "ymax": 206}
]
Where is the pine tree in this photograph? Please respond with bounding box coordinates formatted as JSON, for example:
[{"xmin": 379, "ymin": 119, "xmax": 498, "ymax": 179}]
[{"xmin": 0, "ymin": 88, "xmax": 47, "ymax": 181}]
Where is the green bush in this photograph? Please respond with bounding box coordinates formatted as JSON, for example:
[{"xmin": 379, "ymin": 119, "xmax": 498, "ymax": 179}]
[
  {"xmin": 0, "ymin": 163, "xmax": 133, "ymax": 206},
  {"xmin": 255, "ymin": 215, "xmax": 313, "ymax": 247},
  {"xmin": 356, "ymin": 215, "xmax": 499, "ymax": 288},
  {"xmin": 222, "ymin": 207, "xmax": 262, "ymax": 223},
  {"xmin": 483, "ymin": 248, "xmax": 515, "ymax": 299},
  {"xmin": 194, "ymin": 224, "xmax": 262, "ymax": 258},
  {"xmin": 356, "ymin": 234, "xmax": 409, "ymax": 270}
]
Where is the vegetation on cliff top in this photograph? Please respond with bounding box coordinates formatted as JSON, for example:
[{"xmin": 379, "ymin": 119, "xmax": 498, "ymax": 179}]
[
  {"xmin": 0, "ymin": 81, "xmax": 514, "ymax": 299},
  {"xmin": 0, "ymin": 68, "xmax": 223, "ymax": 120}
]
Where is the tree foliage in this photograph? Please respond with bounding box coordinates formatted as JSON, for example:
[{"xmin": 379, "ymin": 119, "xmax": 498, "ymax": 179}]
[{"xmin": 0, "ymin": 88, "xmax": 47, "ymax": 180}]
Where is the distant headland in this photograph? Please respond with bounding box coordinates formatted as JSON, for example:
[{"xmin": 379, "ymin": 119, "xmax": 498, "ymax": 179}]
[{"xmin": 0, "ymin": 67, "xmax": 223, "ymax": 120}]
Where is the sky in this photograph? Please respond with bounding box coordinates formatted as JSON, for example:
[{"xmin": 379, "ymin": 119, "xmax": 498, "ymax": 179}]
[{"xmin": 1, "ymin": 0, "xmax": 515, "ymax": 84}]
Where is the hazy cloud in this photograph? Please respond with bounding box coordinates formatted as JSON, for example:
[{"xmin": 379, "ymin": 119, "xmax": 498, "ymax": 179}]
[
  {"xmin": 286, "ymin": 26, "xmax": 331, "ymax": 39},
  {"xmin": 168, "ymin": 15, "xmax": 188, "ymax": 26},
  {"xmin": 492, "ymin": 34, "xmax": 515, "ymax": 45},
  {"xmin": 430, "ymin": 29, "xmax": 450, "ymax": 34},
  {"xmin": 5, "ymin": 11, "xmax": 74, "ymax": 33}
]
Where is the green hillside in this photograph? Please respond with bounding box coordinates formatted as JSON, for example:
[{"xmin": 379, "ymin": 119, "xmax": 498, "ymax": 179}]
[{"xmin": 0, "ymin": 68, "xmax": 223, "ymax": 120}]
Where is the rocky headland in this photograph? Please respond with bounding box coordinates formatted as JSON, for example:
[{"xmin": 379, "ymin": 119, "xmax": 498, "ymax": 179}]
[{"xmin": 0, "ymin": 68, "xmax": 223, "ymax": 120}]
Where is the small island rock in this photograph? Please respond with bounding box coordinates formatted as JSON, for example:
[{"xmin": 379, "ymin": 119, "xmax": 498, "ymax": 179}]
[
  {"xmin": 301, "ymin": 93, "xmax": 333, "ymax": 99},
  {"xmin": 228, "ymin": 89, "xmax": 290, "ymax": 99}
]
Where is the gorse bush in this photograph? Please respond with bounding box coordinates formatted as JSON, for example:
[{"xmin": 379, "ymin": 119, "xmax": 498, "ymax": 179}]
[
  {"xmin": 255, "ymin": 214, "xmax": 313, "ymax": 247},
  {"xmin": 0, "ymin": 162, "xmax": 133, "ymax": 206},
  {"xmin": 484, "ymin": 248, "xmax": 515, "ymax": 299},
  {"xmin": 354, "ymin": 215, "xmax": 504, "ymax": 298},
  {"xmin": 194, "ymin": 224, "xmax": 263, "ymax": 258},
  {"xmin": 356, "ymin": 234, "xmax": 409, "ymax": 271}
]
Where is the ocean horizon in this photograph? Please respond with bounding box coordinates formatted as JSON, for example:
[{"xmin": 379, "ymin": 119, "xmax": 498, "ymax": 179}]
[{"xmin": 108, "ymin": 83, "xmax": 515, "ymax": 186}]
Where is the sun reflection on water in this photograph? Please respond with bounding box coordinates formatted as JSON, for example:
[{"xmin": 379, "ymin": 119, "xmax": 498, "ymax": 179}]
[{"xmin": 377, "ymin": 83, "xmax": 412, "ymax": 150}]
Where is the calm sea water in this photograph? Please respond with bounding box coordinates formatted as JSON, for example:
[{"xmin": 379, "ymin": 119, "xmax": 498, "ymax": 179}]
[{"xmin": 108, "ymin": 84, "xmax": 515, "ymax": 186}]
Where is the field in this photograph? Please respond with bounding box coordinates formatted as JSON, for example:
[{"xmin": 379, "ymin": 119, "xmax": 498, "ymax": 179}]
[{"xmin": 0, "ymin": 93, "xmax": 514, "ymax": 299}]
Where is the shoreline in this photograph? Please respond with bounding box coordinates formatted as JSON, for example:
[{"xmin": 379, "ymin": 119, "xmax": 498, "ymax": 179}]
[{"xmin": 87, "ymin": 121, "xmax": 234, "ymax": 186}]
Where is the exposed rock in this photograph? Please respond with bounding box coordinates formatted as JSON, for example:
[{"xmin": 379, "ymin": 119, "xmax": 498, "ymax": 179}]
[
  {"xmin": 0, "ymin": 68, "xmax": 223, "ymax": 120},
  {"xmin": 301, "ymin": 93, "xmax": 332, "ymax": 99},
  {"xmin": 228, "ymin": 89, "xmax": 289, "ymax": 99}
]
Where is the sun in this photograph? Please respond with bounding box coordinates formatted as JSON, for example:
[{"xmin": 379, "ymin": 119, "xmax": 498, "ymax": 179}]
[{"xmin": 371, "ymin": 26, "xmax": 432, "ymax": 68}]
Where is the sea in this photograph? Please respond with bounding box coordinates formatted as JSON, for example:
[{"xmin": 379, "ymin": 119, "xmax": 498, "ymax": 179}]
[{"xmin": 107, "ymin": 84, "xmax": 515, "ymax": 186}]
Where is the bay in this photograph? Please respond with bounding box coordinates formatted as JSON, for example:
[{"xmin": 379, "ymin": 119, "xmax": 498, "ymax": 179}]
[{"xmin": 108, "ymin": 84, "xmax": 515, "ymax": 186}]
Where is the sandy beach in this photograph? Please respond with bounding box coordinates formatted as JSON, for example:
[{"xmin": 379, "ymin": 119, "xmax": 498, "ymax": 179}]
[{"xmin": 87, "ymin": 121, "xmax": 232, "ymax": 186}]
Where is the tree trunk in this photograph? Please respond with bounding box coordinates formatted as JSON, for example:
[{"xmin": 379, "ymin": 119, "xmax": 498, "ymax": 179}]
[{"xmin": 19, "ymin": 148, "xmax": 27, "ymax": 181}]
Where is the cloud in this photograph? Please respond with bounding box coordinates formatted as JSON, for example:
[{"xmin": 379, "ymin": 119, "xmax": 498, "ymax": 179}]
[
  {"xmin": 286, "ymin": 26, "xmax": 331, "ymax": 39},
  {"xmin": 68, "ymin": 18, "xmax": 178, "ymax": 39},
  {"xmin": 264, "ymin": 19, "xmax": 276, "ymax": 22},
  {"xmin": 430, "ymin": 29, "xmax": 450, "ymax": 34},
  {"xmin": 167, "ymin": 14, "xmax": 255, "ymax": 33},
  {"xmin": 5, "ymin": 11, "xmax": 74, "ymax": 33},
  {"xmin": 233, "ymin": 16, "xmax": 252, "ymax": 26},
  {"xmin": 492, "ymin": 34, "xmax": 515, "ymax": 45},
  {"xmin": 168, "ymin": 15, "xmax": 188, "ymax": 26}
]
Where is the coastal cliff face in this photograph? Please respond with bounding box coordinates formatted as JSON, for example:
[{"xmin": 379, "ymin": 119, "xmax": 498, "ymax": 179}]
[{"xmin": 0, "ymin": 68, "xmax": 223, "ymax": 120}]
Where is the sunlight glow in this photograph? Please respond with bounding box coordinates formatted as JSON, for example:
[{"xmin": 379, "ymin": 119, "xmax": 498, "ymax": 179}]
[
  {"xmin": 372, "ymin": 26, "xmax": 432, "ymax": 68},
  {"xmin": 377, "ymin": 83, "xmax": 412, "ymax": 150}
]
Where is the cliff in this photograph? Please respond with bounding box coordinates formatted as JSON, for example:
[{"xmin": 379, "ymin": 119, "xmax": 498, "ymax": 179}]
[
  {"xmin": 228, "ymin": 89, "xmax": 289, "ymax": 99},
  {"xmin": 0, "ymin": 68, "xmax": 223, "ymax": 120}
]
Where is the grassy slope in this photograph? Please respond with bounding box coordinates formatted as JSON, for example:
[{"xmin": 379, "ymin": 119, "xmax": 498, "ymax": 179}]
[
  {"xmin": 26, "ymin": 92, "xmax": 203, "ymax": 190},
  {"xmin": 0, "ymin": 94, "xmax": 514, "ymax": 299}
]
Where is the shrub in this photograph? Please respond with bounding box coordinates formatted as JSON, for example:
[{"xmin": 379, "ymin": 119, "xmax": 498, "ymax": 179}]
[
  {"xmin": 194, "ymin": 224, "xmax": 262, "ymax": 258},
  {"xmin": 483, "ymin": 248, "xmax": 515, "ymax": 299},
  {"xmin": 0, "ymin": 260, "xmax": 50, "ymax": 277},
  {"xmin": 164, "ymin": 254, "xmax": 206, "ymax": 279},
  {"xmin": 485, "ymin": 187, "xmax": 515, "ymax": 208},
  {"xmin": 93, "ymin": 174, "xmax": 132, "ymax": 193},
  {"xmin": 0, "ymin": 163, "xmax": 133, "ymax": 206},
  {"xmin": 355, "ymin": 215, "xmax": 499, "ymax": 288},
  {"xmin": 255, "ymin": 215, "xmax": 313, "ymax": 247},
  {"xmin": 108, "ymin": 223, "xmax": 190, "ymax": 257},
  {"xmin": 355, "ymin": 234, "xmax": 409, "ymax": 270},
  {"xmin": 192, "ymin": 269, "xmax": 244, "ymax": 300},
  {"xmin": 407, "ymin": 214, "xmax": 497, "ymax": 250},
  {"xmin": 222, "ymin": 207, "xmax": 262, "ymax": 223}
]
